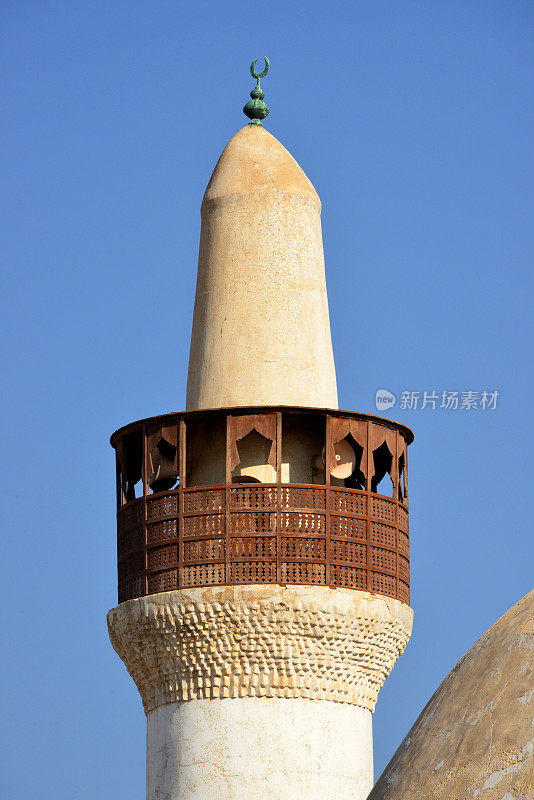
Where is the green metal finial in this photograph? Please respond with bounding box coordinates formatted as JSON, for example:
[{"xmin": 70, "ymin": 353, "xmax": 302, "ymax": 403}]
[{"xmin": 243, "ymin": 57, "xmax": 270, "ymax": 126}]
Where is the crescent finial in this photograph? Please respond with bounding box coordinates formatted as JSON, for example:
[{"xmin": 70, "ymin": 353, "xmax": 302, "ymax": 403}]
[
  {"xmin": 243, "ymin": 57, "xmax": 271, "ymax": 126},
  {"xmin": 250, "ymin": 56, "xmax": 270, "ymax": 80}
]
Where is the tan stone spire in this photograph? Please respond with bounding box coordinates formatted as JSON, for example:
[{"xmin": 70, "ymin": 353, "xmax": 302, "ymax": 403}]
[{"xmin": 186, "ymin": 124, "xmax": 338, "ymax": 411}]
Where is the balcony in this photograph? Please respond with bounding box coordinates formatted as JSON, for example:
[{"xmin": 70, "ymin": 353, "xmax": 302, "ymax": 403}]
[{"xmin": 112, "ymin": 407, "xmax": 413, "ymax": 605}]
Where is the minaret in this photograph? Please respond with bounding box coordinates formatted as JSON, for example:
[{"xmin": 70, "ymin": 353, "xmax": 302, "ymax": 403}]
[{"xmin": 108, "ymin": 59, "xmax": 414, "ymax": 800}]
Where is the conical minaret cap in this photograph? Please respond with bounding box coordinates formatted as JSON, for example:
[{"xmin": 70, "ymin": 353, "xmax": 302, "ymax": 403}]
[
  {"xmin": 186, "ymin": 124, "xmax": 338, "ymax": 411},
  {"xmin": 202, "ymin": 124, "xmax": 320, "ymax": 207}
]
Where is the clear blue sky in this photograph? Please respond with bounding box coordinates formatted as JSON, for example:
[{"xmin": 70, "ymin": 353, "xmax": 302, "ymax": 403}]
[{"xmin": 1, "ymin": 2, "xmax": 533, "ymax": 797}]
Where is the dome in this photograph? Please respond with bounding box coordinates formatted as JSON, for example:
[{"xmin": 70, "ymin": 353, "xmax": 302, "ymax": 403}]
[{"xmin": 369, "ymin": 589, "xmax": 534, "ymax": 800}]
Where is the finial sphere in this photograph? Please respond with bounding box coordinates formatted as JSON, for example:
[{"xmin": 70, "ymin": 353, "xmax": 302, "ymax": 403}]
[{"xmin": 243, "ymin": 56, "xmax": 270, "ymax": 126}]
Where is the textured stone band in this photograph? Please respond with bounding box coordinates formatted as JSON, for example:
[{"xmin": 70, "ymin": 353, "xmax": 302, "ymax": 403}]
[{"xmin": 107, "ymin": 585, "xmax": 413, "ymax": 714}]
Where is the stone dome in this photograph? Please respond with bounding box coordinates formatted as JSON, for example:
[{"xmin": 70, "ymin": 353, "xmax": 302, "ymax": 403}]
[{"xmin": 369, "ymin": 589, "xmax": 534, "ymax": 800}]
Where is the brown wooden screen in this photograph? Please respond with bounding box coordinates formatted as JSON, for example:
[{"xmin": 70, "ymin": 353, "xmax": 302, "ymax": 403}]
[{"xmin": 113, "ymin": 408, "xmax": 412, "ymax": 606}]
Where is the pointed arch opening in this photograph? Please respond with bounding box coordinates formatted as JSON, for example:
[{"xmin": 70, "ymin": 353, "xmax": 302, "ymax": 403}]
[
  {"xmin": 398, "ymin": 451, "xmax": 406, "ymax": 502},
  {"xmin": 342, "ymin": 433, "xmax": 366, "ymax": 490},
  {"xmin": 371, "ymin": 441, "xmax": 394, "ymax": 496},
  {"xmin": 232, "ymin": 428, "xmax": 276, "ymax": 484}
]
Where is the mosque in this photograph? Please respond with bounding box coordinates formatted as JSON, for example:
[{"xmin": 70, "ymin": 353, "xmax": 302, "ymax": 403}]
[{"xmin": 107, "ymin": 59, "xmax": 533, "ymax": 800}]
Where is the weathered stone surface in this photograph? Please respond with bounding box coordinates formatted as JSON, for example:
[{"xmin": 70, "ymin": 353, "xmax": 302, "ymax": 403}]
[
  {"xmin": 147, "ymin": 698, "xmax": 373, "ymax": 800},
  {"xmin": 107, "ymin": 585, "xmax": 412, "ymax": 713},
  {"xmin": 369, "ymin": 589, "xmax": 534, "ymax": 800},
  {"xmin": 186, "ymin": 124, "xmax": 338, "ymax": 411}
]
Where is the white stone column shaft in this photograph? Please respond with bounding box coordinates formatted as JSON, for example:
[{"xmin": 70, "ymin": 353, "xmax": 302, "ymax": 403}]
[{"xmin": 147, "ymin": 698, "xmax": 373, "ymax": 800}]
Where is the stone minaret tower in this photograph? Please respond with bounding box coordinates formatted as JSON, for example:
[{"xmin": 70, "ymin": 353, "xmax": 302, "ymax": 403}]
[{"xmin": 108, "ymin": 60, "xmax": 414, "ymax": 800}]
